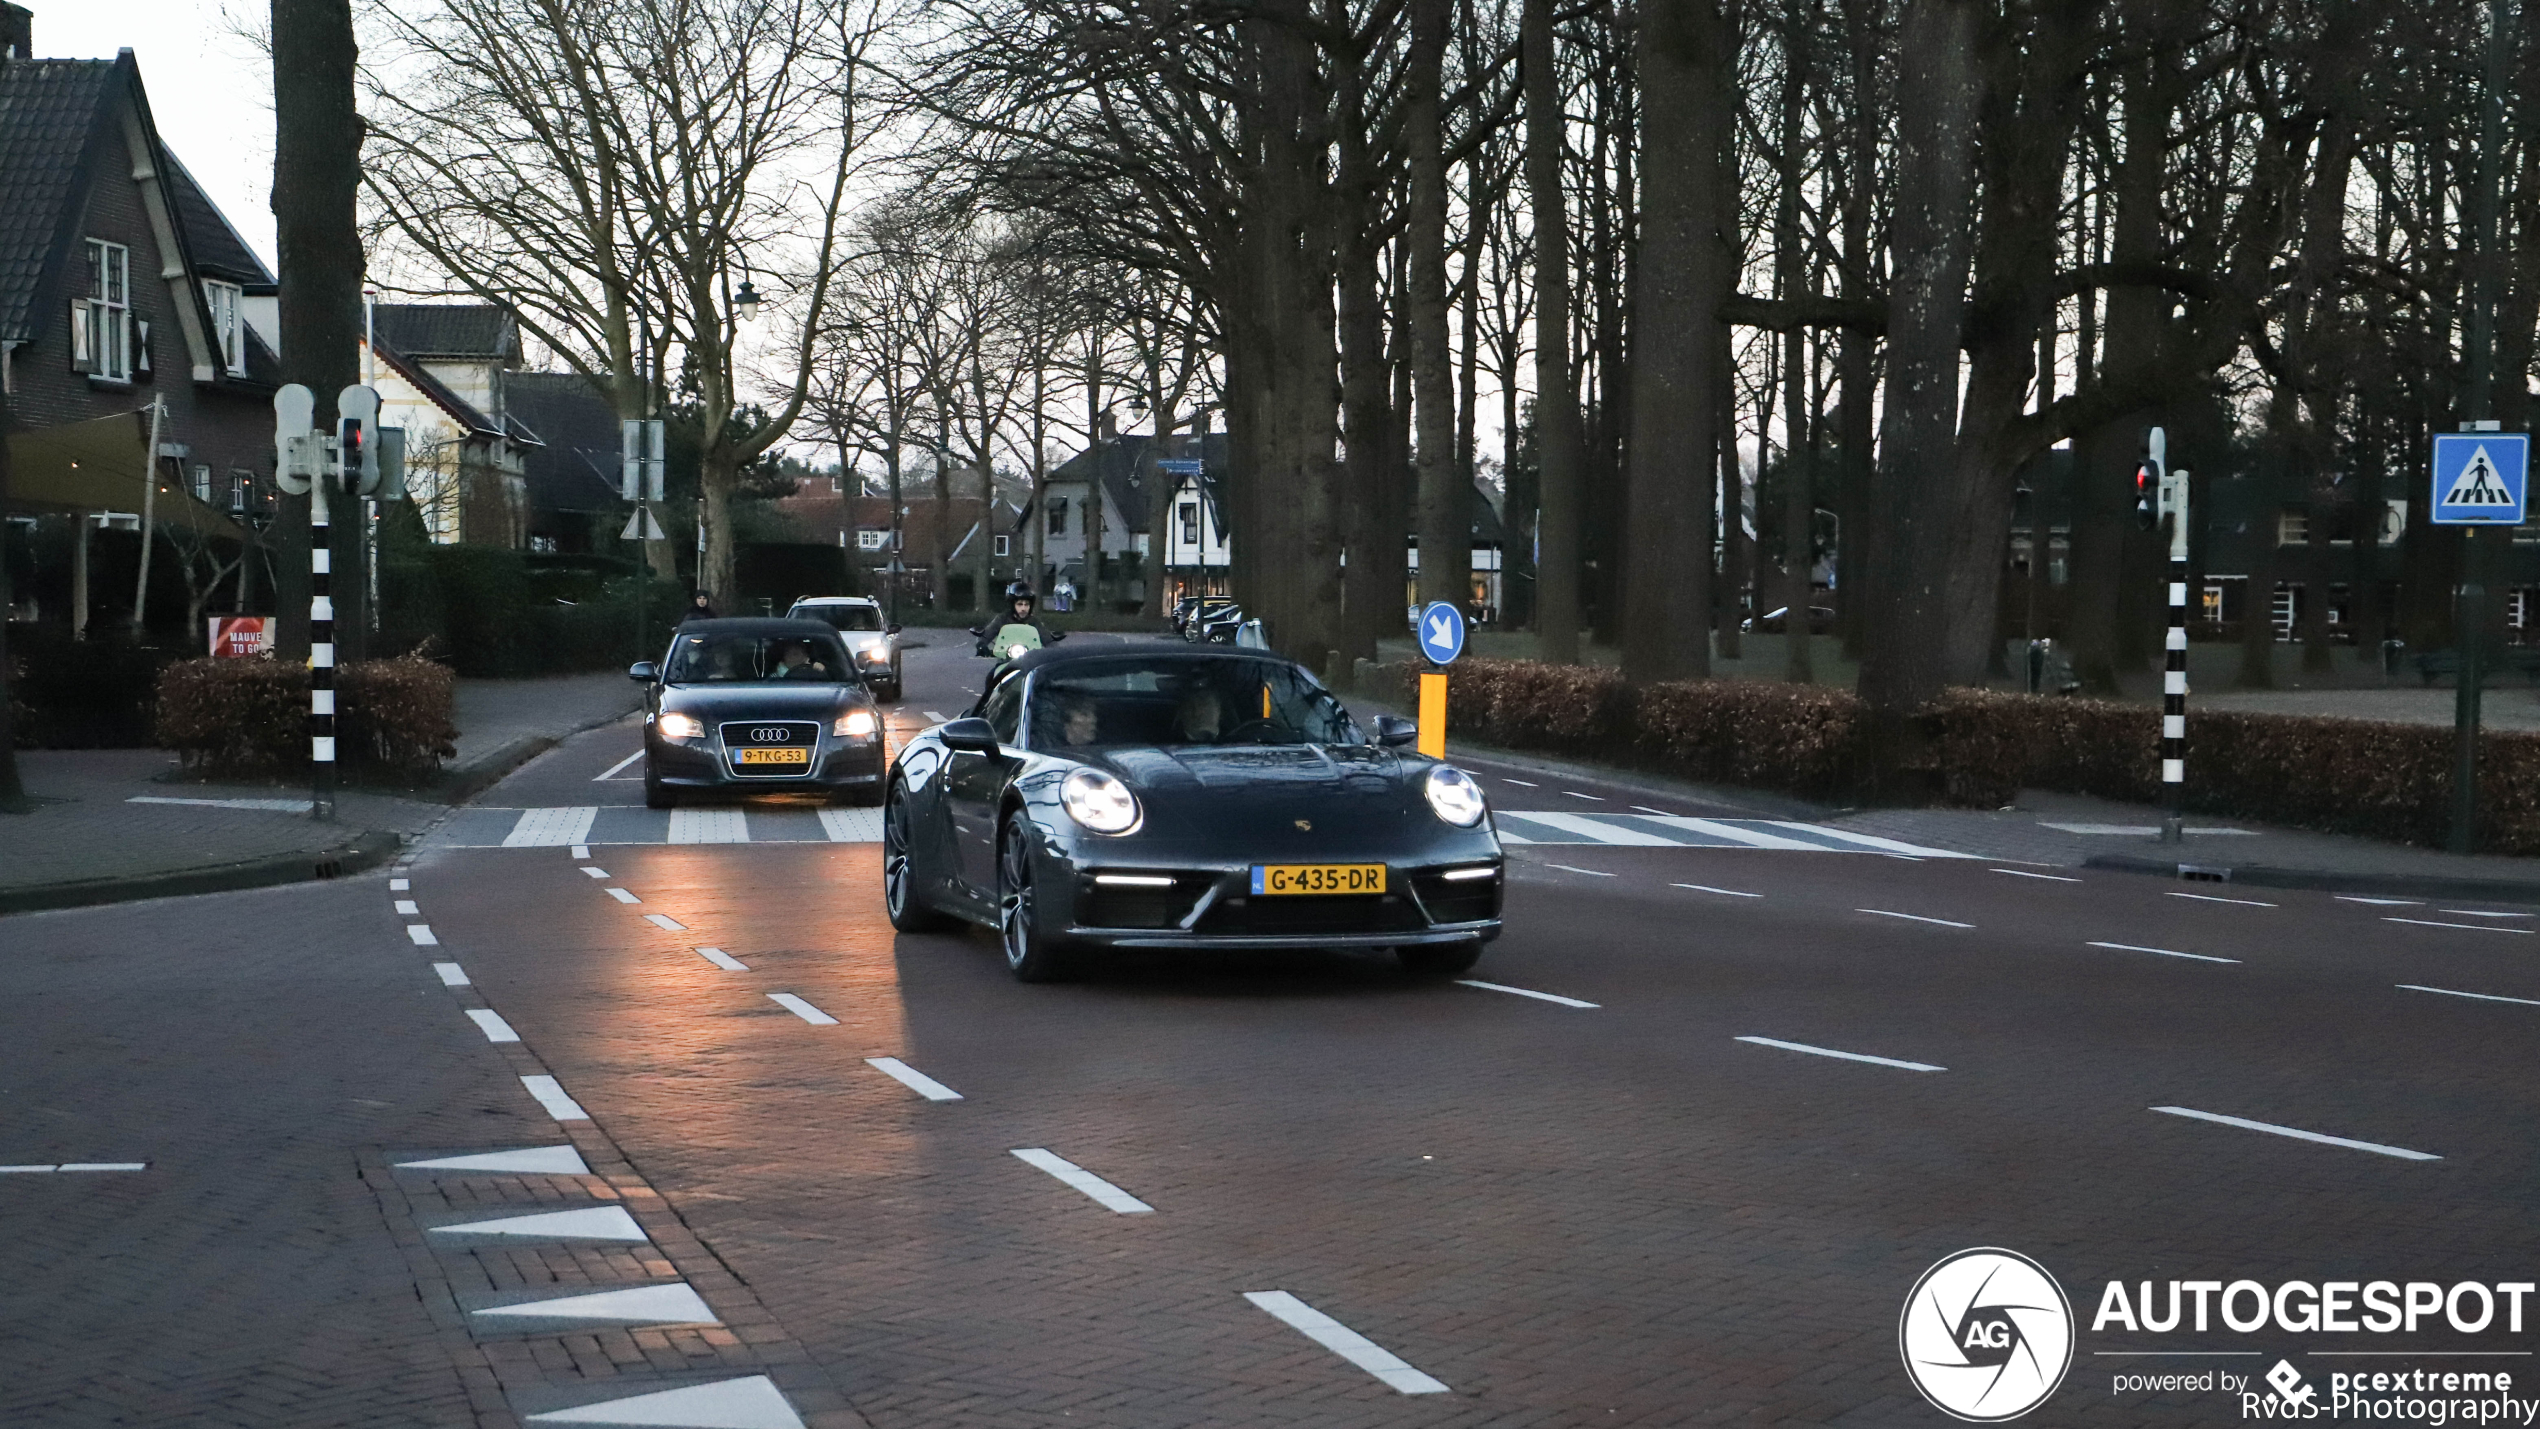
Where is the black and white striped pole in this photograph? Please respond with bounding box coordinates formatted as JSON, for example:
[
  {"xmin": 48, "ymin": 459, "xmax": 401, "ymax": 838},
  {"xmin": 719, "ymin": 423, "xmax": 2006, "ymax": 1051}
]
[
  {"xmin": 2135, "ymin": 428, "xmax": 2189, "ymax": 844},
  {"xmin": 275, "ymin": 384, "xmax": 378, "ymax": 823}
]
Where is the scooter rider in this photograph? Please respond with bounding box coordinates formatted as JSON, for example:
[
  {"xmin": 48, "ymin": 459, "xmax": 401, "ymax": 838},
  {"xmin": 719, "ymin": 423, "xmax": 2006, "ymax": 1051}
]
[{"xmin": 973, "ymin": 581, "xmax": 1062, "ymax": 662}]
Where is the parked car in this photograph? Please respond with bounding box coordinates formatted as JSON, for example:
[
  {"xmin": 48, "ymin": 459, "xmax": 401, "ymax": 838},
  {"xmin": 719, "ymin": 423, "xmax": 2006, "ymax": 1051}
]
[
  {"xmin": 1195, "ymin": 603, "xmax": 1246, "ymax": 644},
  {"xmin": 882, "ymin": 643, "xmax": 1504, "ymax": 982},
  {"xmin": 1176, "ymin": 595, "xmax": 1239, "ymax": 640},
  {"xmin": 631, "ymin": 618, "xmax": 888, "ymax": 809},
  {"xmin": 784, "ymin": 596, "xmax": 903, "ymax": 701}
]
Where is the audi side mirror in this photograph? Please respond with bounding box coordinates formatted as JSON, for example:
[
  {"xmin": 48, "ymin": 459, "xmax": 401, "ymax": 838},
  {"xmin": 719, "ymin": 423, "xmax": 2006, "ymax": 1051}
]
[
  {"xmin": 628, "ymin": 661, "xmax": 658, "ymax": 683},
  {"xmin": 886, "ymin": 623, "xmax": 903, "ymax": 635},
  {"xmin": 1374, "ymin": 714, "xmax": 1418, "ymax": 747},
  {"xmin": 939, "ymin": 717, "xmax": 999, "ymax": 755}
]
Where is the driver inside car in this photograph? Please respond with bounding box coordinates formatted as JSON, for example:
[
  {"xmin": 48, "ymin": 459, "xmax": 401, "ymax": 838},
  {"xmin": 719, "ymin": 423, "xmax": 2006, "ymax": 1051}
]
[
  {"xmin": 773, "ymin": 642, "xmax": 827, "ymax": 679},
  {"xmin": 1174, "ymin": 684, "xmax": 1226, "ymax": 744}
]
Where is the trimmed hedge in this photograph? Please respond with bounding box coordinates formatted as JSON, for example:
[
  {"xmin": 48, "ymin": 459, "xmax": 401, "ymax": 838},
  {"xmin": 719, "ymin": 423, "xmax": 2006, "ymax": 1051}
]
[
  {"xmin": 155, "ymin": 653, "xmax": 459, "ymax": 781},
  {"xmin": 1370, "ymin": 659, "xmax": 2540, "ymax": 854}
]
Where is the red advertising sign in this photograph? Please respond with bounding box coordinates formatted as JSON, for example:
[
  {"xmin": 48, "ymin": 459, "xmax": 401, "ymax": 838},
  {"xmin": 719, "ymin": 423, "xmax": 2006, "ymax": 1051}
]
[{"xmin": 210, "ymin": 616, "xmax": 274, "ymax": 658}]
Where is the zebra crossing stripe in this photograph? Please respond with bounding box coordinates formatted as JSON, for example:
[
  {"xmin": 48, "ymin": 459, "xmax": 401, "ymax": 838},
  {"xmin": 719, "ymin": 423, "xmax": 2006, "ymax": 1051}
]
[
  {"xmin": 667, "ymin": 808, "xmax": 749, "ymax": 844},
  {"xmin": 503, "ymin": 806, "xmax": 598, "ymax": 848},
  {"xmin": 818, "ymin": 807, "xmax": 884, "ymax": 842},
  {"xmin": 1497, "ymin": 811, "xmax": 1686, "ymax": 846},
  {"xmin": 1639, "ymin": 816, "xmax": 1827, "ymax": 850}
]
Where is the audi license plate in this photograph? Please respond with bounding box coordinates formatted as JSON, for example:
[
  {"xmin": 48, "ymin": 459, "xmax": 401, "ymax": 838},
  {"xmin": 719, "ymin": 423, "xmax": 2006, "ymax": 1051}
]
[
  {"xmin": 735, "ymin": 747, "xmax": 810, "ymax": 766},
  {"xmin": 1251, "ymin": 863, "xmax": 1386, "ymax": 896}
]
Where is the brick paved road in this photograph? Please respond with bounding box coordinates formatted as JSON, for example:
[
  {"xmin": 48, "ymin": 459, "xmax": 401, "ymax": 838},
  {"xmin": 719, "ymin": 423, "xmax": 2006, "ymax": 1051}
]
[{"xmin": 8, "ymin": 634, "xmax": 2537, "ymax": 1426}]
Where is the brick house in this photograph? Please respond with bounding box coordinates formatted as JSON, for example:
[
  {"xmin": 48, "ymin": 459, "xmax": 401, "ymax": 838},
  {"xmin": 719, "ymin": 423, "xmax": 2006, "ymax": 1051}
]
[{"xmin": 1, "ymin": 27, "xmax": 279, "ymax": 587}]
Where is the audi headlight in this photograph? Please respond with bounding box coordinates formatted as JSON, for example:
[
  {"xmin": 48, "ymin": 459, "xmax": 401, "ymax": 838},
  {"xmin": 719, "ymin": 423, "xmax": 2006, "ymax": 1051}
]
[
  {"xmin": 1423, "ymin": 764, "xmax": 1486, "ymax": 826},
  {"xmin": 656, "ymin": 712, "xmax": 705, "ymax": 740},
  {"xmin": 1060, "ymin": 767, "xmax": 1142, "ymax": 835},
  {"xmin": 833, "ymin": 708, "xmax": 879, "ymax": 739}
]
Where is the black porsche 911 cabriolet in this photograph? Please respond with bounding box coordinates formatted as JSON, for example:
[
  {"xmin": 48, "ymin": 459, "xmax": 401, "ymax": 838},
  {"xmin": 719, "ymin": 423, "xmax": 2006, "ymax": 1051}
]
[
  {"xmin": 631, "ymin": 618, "xmax": 888, "ymax": 808},
  {"xmin": 883, "ymin": 643, "xmax": 1505, "ymax": 981}
]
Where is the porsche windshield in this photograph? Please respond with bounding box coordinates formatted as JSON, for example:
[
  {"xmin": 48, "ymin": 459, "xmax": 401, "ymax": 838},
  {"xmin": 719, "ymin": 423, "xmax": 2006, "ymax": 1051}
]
[
  {"xmin": 664, "ymin": 632, "xmax": 854, "ymax": 683},
  {"xmin": 1028, "ymin": 657, "xmax": 1362, "ymax": 750}
]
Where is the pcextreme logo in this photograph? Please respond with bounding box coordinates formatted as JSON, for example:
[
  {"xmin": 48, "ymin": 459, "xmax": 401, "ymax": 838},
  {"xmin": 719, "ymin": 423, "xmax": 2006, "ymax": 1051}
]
[{"xmin": 1900, "ymin": 1248, "xmax": 2078, "ymax": 1421}]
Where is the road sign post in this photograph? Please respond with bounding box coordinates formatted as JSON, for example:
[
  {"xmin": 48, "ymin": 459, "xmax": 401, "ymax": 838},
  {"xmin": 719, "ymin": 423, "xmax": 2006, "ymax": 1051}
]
[
  {"xmin": 2134, "ymin": 429, "xmax": 2191, "ymax": 844},
  {"xmin": 2430, "ymin": 427, "xmax": 2529, "ymax": 853},
  {"xmin": 1415, "ymin": 601, "xmax": 1466, "ymax": 759}
]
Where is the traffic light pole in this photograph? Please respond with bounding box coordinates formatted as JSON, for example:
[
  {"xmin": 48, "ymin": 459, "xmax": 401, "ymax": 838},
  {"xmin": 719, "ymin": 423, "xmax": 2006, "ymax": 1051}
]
[
  {"xmin": 2159, "ymin": 473, "xmax": 2189, "ymax": 845},
  {"xmin": 310, "ymin": 476, "xmax": 335, "ymax": 822}
]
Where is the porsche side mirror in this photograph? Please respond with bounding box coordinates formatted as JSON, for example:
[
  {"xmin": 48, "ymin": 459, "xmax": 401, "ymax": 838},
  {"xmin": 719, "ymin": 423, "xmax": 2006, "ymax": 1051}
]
[
  {"xmin": 628, "ymin": 661, "xmax": 658, "ymax": 683},
  {"xmin": 940, "ymin": 717, "xmax": 999, "ymax": 755},
  {"xmin": 1374, "ymin": 714, "xmax": 1418, "ymax": 747}
]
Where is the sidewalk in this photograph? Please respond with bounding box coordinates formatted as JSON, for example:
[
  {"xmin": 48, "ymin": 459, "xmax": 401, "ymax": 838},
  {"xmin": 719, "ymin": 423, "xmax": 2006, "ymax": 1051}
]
[
  {"xmin": 0, "ymin": 673, "xmax": 640, "ymax": 916},
  {"xmin": 1337, "ymin": 686, "xmax": 2540, "ymax": 905}
]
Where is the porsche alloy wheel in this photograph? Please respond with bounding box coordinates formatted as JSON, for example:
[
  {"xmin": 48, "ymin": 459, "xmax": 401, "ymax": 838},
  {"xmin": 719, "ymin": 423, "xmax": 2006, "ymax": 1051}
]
[
  {"xmin": 998, "ymin": 816, "xmax": 1069, "ymax": 982},
  {"xmin": 884, "ymin": 782, "xmax": 953, "ymax": 933}
]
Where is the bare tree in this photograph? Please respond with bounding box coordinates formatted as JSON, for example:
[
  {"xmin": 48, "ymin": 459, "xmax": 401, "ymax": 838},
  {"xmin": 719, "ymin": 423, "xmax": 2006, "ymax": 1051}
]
[{"xmin": 360, "ymin": 0, "xmax": 888, "ymax": 600}]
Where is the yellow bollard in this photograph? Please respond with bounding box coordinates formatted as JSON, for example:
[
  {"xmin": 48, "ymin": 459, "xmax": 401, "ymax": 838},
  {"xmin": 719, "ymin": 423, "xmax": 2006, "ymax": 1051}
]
[{"xmin": 1417, "ymin": 671, "xmax": 1447, "ymax": 758}]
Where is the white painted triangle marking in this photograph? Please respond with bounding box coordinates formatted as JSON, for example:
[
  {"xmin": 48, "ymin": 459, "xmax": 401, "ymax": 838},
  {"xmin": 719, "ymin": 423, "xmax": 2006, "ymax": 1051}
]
[
  {"xmin": 524, "ymin": 1374, "xmax": 804, "ymax": 1428},
  {"xmin": 474, "ymin": 1281, "xmax": 718, "ymax": 1325},
  {"xmin": 395, "ymin": 1145, "xmax": 590, "ymax": 1175},
  {"xmin": 431, "ymin": 1205, "xmax": 648, "ymax": 1242}
]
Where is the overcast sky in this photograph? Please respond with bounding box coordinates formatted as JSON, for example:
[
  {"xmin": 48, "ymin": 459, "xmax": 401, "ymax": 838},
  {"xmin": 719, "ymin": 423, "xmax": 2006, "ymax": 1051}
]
[{"xmin": 41, "ymin": 2, "xmax": 275, "ymax": 268}]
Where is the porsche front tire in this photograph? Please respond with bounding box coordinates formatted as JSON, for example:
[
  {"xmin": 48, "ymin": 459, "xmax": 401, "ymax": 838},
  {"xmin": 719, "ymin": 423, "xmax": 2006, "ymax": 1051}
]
[
  {"xmin": 998, "ymin": 816, "xmax": 1072, "ymax": 983},
  {"xmin": 884, "ymin": 781, "xmax": 956, "ymax": 933}
]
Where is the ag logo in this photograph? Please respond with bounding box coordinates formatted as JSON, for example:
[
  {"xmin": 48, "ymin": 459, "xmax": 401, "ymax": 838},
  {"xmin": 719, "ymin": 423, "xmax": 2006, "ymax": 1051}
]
[{"xmin": 1899, "ymin": 1248, "xmax": 2074, "ymax": 1421}]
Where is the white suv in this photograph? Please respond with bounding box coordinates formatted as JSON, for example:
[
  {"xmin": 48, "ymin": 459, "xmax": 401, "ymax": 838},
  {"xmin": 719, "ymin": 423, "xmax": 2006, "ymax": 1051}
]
[{"xmin": 784, "ymin": 596, "xmax": 902, "ymax": 702}]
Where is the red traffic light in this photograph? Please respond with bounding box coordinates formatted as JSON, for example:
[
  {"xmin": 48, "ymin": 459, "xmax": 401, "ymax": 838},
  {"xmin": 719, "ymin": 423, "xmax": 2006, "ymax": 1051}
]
[{"xmin": 2133, "ymin": 462, "xmax": 2160, "ymax": 530}]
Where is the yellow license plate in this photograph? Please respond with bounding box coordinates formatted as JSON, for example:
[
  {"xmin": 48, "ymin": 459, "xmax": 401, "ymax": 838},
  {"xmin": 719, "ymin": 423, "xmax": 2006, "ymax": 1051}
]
[
  {"xmin": 1251, "ymin": 863, "xmax": 1386, "ymax": 896},
  {"xmin": 735, "ymin": 747, "xmax": 810, "ymax": 766}
]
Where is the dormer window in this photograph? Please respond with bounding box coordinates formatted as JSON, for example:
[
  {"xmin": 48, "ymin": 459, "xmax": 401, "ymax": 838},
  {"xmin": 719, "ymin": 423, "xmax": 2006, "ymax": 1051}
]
[
  {"xmin": 204, "ymin": 280, "xmax": 247, "ymax": 375},
  {"xmin": 72, "ymin": 239, "xmax": 133, "ymax": 382}
]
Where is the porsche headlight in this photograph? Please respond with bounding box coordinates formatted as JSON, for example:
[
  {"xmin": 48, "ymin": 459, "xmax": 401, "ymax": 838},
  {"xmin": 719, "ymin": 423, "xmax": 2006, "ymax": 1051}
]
[
  {"xmin": 1423, "ymin": 764, "xmax": 1486, "ymax": 826},
  {"xmin": 656, "ymin": 712, "xmax": 705, "ymax": 740},
  {"xmin": 833, "ymin": 708, "xmax": 879, "ymax": 739},
  {"xmin": 1060, "ymin": 767, "xmax": 1142, "ymax": 835}
]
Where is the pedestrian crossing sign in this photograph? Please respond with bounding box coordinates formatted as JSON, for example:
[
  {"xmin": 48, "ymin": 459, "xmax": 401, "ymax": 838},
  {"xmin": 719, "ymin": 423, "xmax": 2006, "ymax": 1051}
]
[{"xmin": 2431, "ymin": 432, "xmax": 2529, "ymax": 524}]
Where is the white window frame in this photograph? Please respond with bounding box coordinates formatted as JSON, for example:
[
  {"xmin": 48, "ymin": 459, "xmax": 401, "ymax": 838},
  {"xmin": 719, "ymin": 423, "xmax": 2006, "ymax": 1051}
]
[
  {"xmin": 994, "ymin": 533, "xmax": 1011, "ymax": 557},
  {"xmin": 204, "ymin": 279, "xmax": 246, "ymax": 375},
  {"xmin": 83, "ymin": 239, "xmax": 132, "ymax": 381},
  {"xmin": 1178, "ymin": 500, "xmax": 1199, "ymax": 546}
]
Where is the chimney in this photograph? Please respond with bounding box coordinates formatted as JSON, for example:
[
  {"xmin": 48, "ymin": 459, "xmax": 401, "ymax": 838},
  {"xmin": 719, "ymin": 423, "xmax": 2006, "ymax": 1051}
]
[
  {"xmin": 1, "ymin": 4, "xmax": 31, "ymax": 60},
  {"xmin": 1098, "ymin": 411, "xmax": 1118, "ymax": 442}
]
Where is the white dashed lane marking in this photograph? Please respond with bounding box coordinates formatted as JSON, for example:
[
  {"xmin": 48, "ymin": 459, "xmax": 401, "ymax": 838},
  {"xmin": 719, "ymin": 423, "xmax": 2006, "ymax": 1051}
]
[
  {"xmin": 433, "ymin": 963, "xmax": 470, "ymax": 986},
  {"xmin": 406, "ymin": 925, "xmax": 438, "ymax": 946},
  {"xmin": 1456, "ymin": 979, "xmax": 1599, "ymax": 1009},
  {"xmin": 643, "ymin": 914, "xmax": 686, "ymax": 932},
  {"xmin": 2168, "ymin": 891, "xmax": 2277, "ymax": 907},
  {"xmin": 594, "ymin": 750, "xmax": 644, "ymax": 781},
  {"xmin": 767, "ymin": 993, "xmax": 837, "ymax": 1025},
  {"xmin": 1674, "ymin": 883, "xmax": 1760, "ymax": 898},
  {"xmin": 467, "ymin": 1009, "xmax": 521, "ymax": 1043},
  {"xmin": 1542, "ymin": 863, "xmax": 1615, "ymax": 877},
  {"xmin": 2397, "ymin": 984, "xmax": 2540, "ymax": 1008},
  {"xmin": 389, "ymin": 878, "xmax": 410, "ymax": 891},
  {"xmin": 522, "ymin": 1375, "xmax": 804, "ymax": 1428},
  {"xmin": 1012, "ymin": 1148, "xmax": 1155, "ymax": 1213},
  {"xmin": 430, "ymin": 1206, "xmax": 648, "ymax": 1242},
  {"xmin": 472, "ymin": 1282, "xmax": 719, "ymax": 1326},
  {"xmin": 2437, "ymin": 909, "xmax": 2535, "ymax": 918},
  {"xmin": 604, "ymin": 887, "xmax": 640, "ymax": 904},
  {"xmin": 2150, "ymin": 1106, "xmax": 2438, "ymax": 1161},
  {"xmin": 1243, "ymin": 1290, "xmax": 1449, "ymax": 1395},
  {"xmin": 1736, "ymin": 1036, "xmax": 1945, "ymax": 1073},
  {"xmin": 865, "ymin": 1057, "xmax": 961, "ymax": 1101},
  {"xmin": 0, "ymin": 1163, "xmax": 147, "ymax": 1173},
  {"xmin": 1500, "ymin": 777, "xmax": 1538, "ymax": 787},
  {"xmin": 520, "ymin": 1076, "xmax": 590, "ymax": 1121},
  {"xmin": 395, "ymin": 900, "xmax": 420, "ymax": 915},
  {"xmin": 580, "ymin": 867, "xmax": 610, "ymax": 879},
  {"xmin": 2337, "ymin": 895, "xmax": 2419, "ymax": 906},
  {"xmin": 697, "ymin": 947, "xmax": 750, "ymax": 971},
  {"xmin": 2087, "ymin": 941, "xmax": 2239, "ymax": 965},
  {"xmin": 2385, "ymin": 917, "xmax": 2534, "ymax": 935},
  {"xmin": 1857, "ymin": 908, "xmax": 1973, "ymax": 929},
  {"xmin": 1992, "ymin": 868, "xmax": 2081, "ymax": 882},
  {"xmin": 570, "ymin": 844, "xmax": 590, "ymax": 860}
]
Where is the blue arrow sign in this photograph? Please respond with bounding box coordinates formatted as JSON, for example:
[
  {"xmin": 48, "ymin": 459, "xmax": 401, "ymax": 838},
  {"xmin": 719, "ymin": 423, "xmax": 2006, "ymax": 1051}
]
[
  {"xmin": 2431, "ymin": 432, "xmax": 2529, "ymax": 524},
  {"xmin": 1417, "ymin": 601, "xmax": 1466, "ymax": 665}
]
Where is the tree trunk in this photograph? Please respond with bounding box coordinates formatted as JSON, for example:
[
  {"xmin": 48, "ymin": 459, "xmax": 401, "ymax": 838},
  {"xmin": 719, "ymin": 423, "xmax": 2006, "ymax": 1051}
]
[
  {"xmin": 1716, "ymin": 341, "xmax": 1744, "ymax": 658},
  {"xmin": 1777, "ymin": 0, "xmax": 1813, "ymax": 683},
  {"xmin": 272, "ymin": 0, "xmax": 365, "ymax": 662},
  {"xmin": 1620, "ymin": 0, "xmax": 1729, "ymax": 683},
  {"xmin": 1337, "ymin": 121, "xmax": 1394, "ymax": 662},
  {"xmin": 1526, "ymin": 0, "xmax": 1585, "ymax": 663},
  {"xmin": 1835, "ymin": 0, "xmax": 1879, "ymax": 660},
  {"xmin": 1856, "ymin": 0, "xmax": 1982, "ymax": 729},
  {"xmin": 1410, "ymin": 0, "xmax": 1467, "ymax": 621}
]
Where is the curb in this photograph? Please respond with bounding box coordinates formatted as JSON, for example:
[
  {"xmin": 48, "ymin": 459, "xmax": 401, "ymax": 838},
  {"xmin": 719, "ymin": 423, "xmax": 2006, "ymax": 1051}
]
[
  {"xmin": 0, "ymin": 826, "xmax": 404, "ymax": 917},
  {"xmin": 425, "ymin": 701, "xmax": 641, "ymax": 806},
  {"xmin": 2083, "ymin": 852, "xmax": 2540, "ymax": 905}
]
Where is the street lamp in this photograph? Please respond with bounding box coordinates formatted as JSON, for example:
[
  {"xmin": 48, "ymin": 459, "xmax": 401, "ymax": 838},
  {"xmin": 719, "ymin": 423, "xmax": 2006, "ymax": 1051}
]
[{"xmin": 734, "ymin": 280, "xmax": 763, "ymax": 324}]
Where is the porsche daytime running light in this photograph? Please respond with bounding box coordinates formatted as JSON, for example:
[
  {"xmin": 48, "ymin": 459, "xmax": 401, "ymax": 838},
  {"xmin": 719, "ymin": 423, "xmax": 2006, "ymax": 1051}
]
[
  {"xmin": 1061, "ymin": 768, "xmax": 1142, "ymax": 835},
  {"xmin": 833, "ymin": 708, "xmax": 879, "ymax": 738},
  {"xmin": 657, "ymin": 712, "xmax": 705, "ymax": 740},
  {"xmin": 1424, "ymin": 765, "xmax": 1487, "ymax": 826}
]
